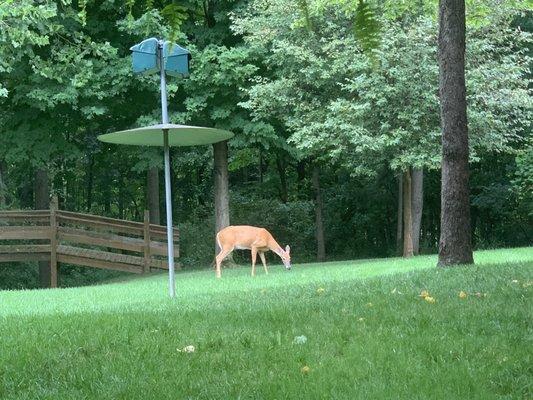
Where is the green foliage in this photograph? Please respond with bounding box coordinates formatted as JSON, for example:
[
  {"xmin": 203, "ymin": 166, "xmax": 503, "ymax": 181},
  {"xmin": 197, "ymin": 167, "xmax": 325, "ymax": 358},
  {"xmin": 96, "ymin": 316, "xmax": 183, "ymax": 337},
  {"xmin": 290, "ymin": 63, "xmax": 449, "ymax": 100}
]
[
  {"xmin": 0, "ymin": 247, "xmax": 531, "ymax": 398},
  {"xmin": 178, "ymin": 219, "xmax": 216, "ymax": 267},
  {"xmin": 0, "ymin": 262, "xmax": 125, "ymax": 290},
  {"xmin": 161, "ymin": 3, "xmax": 188, "ymax": 42},
  {"xmin": 353, "ymin": 0, "xmax": 380, "ymax": 55},
  {"xmin": 231, "ymin": 194, "xmax": 316, "ymax": 259},
  {"xmin": 177, "ymin": 194, "xmax": 315, "ymax": 268},
  {"xmin": 237, "ymin": 8, "xmax": 531, "ymax": 174},
  {"xmin": 0, "ymin": 262, "xmax": 38, "ymax": 290},
  {"xmin": 513, "ymin": 140, "xmax": 533, "ymax": 217},
  {"xmin": 0, "ymin": 0, "xmax": 60, "ymax": 96}
]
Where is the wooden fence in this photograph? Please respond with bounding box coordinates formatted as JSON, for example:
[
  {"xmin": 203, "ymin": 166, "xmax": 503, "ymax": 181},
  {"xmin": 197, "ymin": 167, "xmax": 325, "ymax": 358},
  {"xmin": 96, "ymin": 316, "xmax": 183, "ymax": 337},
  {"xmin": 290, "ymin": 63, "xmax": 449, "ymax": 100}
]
[{"xmin": 0, "ymin": 197, "xmax": 179, "ymax": 287}]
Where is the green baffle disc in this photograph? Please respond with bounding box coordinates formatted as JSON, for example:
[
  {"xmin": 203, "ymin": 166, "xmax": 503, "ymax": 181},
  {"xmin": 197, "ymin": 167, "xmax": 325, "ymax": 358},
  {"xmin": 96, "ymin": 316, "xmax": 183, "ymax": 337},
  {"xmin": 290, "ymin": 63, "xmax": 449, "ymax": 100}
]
[{"xmin": 98, "ymin": 124, "xmax": 234, "ymax": 147}]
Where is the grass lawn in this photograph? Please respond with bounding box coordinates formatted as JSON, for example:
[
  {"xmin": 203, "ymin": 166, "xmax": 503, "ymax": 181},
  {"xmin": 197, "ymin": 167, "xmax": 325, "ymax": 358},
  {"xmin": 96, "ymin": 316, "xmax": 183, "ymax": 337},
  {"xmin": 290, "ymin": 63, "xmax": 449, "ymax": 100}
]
[{"xmin": 0, "ymin": 247, "xmax": 532, "ymax": 399}]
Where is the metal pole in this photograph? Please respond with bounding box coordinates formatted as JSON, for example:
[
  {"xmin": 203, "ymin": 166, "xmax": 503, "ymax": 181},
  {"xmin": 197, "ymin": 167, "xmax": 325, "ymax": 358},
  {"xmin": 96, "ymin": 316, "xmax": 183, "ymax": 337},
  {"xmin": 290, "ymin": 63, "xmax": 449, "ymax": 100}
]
[{"xmin": 159, "ymin": 40, "xmax": 176, "ymax": 298}]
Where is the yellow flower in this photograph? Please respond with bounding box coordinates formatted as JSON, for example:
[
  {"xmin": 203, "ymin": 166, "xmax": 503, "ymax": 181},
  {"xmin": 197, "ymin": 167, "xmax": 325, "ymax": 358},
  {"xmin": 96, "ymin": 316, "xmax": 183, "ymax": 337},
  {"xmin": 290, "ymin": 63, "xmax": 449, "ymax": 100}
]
[
  {"xmin": 420, "ymin": 290, "xmax": 430, "ymax": 299},
  {"xmin": 317, "ymin": 287, "xmax": 325, "ymax": 294},
  {"xmin": 459, "ymin": 291, "xmax": 467, "ymax": 299},
  {"xmin": 424, "ymin": 296, "xmax": 436, "ymax": 303},
  {"xmin": 301, "ymin": 365, "xmax": 311, "ymax": 374}
]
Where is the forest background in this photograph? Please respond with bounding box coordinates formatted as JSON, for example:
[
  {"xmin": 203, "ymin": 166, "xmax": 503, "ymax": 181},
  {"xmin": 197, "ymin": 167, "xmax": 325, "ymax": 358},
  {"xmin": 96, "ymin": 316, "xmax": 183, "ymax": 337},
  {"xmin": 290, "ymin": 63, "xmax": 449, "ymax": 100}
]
[{"xmin": 0, "ymin": 0, "xmax": 531, "ymax": 288}]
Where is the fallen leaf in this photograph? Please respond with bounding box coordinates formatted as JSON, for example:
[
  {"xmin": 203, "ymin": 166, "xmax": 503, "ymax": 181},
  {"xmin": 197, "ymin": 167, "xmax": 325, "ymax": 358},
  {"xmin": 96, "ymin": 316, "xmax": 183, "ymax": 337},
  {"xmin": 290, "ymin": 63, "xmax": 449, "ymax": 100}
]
[
  {"xmin": 293, "ymin": 335, "xmax": 308, "ymax": 345},
  {"xmin": 177, "ymin": 345, "xmax": 195, "ymax": 353}
]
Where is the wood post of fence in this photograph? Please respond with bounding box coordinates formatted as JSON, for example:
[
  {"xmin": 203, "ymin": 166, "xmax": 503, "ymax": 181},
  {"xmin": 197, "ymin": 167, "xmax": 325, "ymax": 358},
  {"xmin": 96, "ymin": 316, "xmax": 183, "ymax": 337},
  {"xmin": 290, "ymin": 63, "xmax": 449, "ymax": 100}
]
[
  {"xmin": 143, "ymin": 210, "xmax": 151, "ymax": 274},
  {"xmin": 50, "ymin": 195, "xmax": 58, "ymax": 288}
]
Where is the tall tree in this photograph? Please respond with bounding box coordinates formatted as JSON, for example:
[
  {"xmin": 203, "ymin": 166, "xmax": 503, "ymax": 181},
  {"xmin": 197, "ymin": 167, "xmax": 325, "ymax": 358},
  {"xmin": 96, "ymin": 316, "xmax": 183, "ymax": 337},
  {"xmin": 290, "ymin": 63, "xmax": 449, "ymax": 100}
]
[
  {"xmin": 0, "ymin": 161, "xmax": 6, "ymax": 207},
  {"xmin": 437, "ymin": 0, "xmax": 473, "ymax": 266},
  {"xmin": 411, "ymin": 168, "xmax": 424, "ymax": 254},
  {"xmin": 402, "ymin": 169, "xmax": 414, "ymax": 257},
  {"xmin": 312, "ymin": 165, "xmax": 326, "ymax": 261},
  {"xmin": 147, "ymin": 167, "xmax": 160, "ymax": 224},
  {"xmin": 213, "ymin": 141, "xmax": 232, "ymax": 256},
  {"xmin": 396, "ymin": 174, "xmax": 403, "ymax": 254},
  {"xmin": 34, "ymin": 168, "xmax": 50, "ymax": 287}
]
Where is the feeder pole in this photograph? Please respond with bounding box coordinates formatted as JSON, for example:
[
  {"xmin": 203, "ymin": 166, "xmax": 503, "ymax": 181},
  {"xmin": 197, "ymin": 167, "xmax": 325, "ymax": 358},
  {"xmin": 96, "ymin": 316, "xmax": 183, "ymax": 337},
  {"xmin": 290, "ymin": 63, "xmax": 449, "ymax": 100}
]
[{"xmin": 159, "ymin": 40, "xmax": 176, "ymax": 298}]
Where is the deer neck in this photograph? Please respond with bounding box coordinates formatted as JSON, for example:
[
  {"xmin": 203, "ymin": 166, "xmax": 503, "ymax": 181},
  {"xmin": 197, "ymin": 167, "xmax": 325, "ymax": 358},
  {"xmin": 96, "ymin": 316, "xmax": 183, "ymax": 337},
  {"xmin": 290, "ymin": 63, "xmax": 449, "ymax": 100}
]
[{"xmin": 268, "ymin": 238, "xmax": 285, "ymax": 259}]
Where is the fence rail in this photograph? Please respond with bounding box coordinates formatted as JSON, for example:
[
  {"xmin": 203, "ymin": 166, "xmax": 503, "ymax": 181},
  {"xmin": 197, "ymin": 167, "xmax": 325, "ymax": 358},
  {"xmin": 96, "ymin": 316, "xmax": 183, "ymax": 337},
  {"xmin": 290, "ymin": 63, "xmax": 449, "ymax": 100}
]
[{"xmin": 0, "ymin": 198, "xmax": 179, "ymax": 287}]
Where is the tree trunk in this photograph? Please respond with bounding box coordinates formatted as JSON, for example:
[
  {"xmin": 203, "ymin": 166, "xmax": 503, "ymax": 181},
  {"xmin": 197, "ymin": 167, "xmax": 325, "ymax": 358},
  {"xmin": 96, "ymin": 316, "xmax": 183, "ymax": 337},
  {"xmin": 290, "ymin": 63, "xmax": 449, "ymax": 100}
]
[
  {"xmin": 312, "ymin": 166, "xmax": 326, "ymax": 262},
  {"xmin": 275, "ymin": 155, "xmax": 288, "ymax": 203},
  {"xmin": 147, "ymin": 167, "xmax": 160, "ymax": 224},
  {"xmin": 19, "ymin": 168, "xmax": 33, "ymax": 208},
  {"xmin": 396, "ymin": 174, "xmax": 403, "ymax": 255},
  {"xmin": 437, "ymin": 0, "xmax": 473, "ymax": 266},
  {"xmin": 103, "ymin": 170, "xmax": 111, "ymax": 215},
  {"xmin": 0, "ymin": 160, "xmax": 6, "ymax": 207},
  {"xmin": 213, "ymin": 141, "xmax": 232, "ymax": 260},
  {"xmin": 196, "ymin": 167, "xmax": 206, "ymax": 207},
  {"xmin": 170, "ymin": 151, "xmax": 177, "ymax": 214},
  {"xmin": 411, "ymin": 168, "xmax": 424, "ymax": 255},
  {"xmin": 402, "ymin": 169, "xmax": 414, "ymax": 257},
  {"xmin": 34, "ymin": 169, "xmax": 49, "ymax": 210},
  {"xmin": 34, "ymin": 168, "xmax": 51, "ymax": 288},
  {"xmin": 259, "ymin": 149, "xmax": 264, "ymax": 184},
  {"xmin": 297, "ymin": 160, "xmax": 306, "ymax": 182},
  {"xmin": 86, "ymin": 155, "xmax": 94, "ymax": 212},
  {"xmin": 118, "ymin": 175, "xmax": 124, "ymax": 220}
]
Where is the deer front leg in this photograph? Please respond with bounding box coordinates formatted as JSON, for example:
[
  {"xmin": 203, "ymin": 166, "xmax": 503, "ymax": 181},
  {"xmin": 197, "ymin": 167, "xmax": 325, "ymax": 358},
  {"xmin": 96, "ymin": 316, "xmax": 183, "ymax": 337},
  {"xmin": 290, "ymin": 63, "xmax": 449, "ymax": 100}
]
[
  {"xmin": 251, "ymin": 247, "xmax": 258, "ymax": 277},
  {"xmin": 259, "ymin": 251, "xmax": 268, "ymax": 275}
]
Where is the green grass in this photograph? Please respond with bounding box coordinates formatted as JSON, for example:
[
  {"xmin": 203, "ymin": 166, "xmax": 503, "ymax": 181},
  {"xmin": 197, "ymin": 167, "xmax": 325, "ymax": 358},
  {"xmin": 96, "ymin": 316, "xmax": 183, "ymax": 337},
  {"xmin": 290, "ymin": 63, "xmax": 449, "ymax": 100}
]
[{"xmin": 0, "ymin": 247, "xmax": 532, "ymax": 399}]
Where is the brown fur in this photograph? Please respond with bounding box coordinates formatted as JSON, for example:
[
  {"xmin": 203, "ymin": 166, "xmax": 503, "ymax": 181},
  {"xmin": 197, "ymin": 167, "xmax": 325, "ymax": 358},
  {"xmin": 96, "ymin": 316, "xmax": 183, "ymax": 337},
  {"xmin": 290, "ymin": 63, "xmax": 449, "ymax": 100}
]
[{"xmin": 215, "ymin": 225, "xmax": 290, "ymax": 278}]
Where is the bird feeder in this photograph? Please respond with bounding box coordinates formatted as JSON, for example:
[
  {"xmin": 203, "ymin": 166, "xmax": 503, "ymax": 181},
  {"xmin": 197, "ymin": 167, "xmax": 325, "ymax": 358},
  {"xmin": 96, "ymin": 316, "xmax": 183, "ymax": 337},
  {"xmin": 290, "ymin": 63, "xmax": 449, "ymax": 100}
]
[
  {"xmin": 163, "ymin": 42, "xmax": 191, "ymax": 77},
  {"xmin": 98, "ymin": 38, "xmax": 233, "ymax": 299},
  {"xmin": 130, "ymin": 37, "xmax": 159, "ymax": 75}
]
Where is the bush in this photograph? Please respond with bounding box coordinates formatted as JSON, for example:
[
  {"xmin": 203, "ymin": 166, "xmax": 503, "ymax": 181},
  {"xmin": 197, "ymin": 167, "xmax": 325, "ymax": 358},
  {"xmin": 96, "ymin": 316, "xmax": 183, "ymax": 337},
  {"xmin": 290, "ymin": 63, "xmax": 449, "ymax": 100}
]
[
  {"xmin": 177, "ymin": 194, "xmax": 316, "ymax": 269},
  {"xmin": 0, "ymin": 262, "xmax": 39, "ymax": 290}
]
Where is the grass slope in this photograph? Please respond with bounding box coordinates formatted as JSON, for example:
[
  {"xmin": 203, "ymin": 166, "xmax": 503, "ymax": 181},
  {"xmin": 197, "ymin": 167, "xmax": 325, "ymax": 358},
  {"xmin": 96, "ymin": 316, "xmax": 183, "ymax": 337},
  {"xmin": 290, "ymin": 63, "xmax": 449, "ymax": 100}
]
[{"xmin": 0, "ymin": 247, "xmax": 532, "ymax": 399}]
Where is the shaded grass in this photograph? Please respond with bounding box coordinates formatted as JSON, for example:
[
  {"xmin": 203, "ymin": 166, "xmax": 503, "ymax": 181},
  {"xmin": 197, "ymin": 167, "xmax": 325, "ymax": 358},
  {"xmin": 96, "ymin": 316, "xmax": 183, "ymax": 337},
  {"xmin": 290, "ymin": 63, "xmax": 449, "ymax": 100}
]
[{"xmin": 0, "ymin": 247, "xmax": 532, "ymax": 399}]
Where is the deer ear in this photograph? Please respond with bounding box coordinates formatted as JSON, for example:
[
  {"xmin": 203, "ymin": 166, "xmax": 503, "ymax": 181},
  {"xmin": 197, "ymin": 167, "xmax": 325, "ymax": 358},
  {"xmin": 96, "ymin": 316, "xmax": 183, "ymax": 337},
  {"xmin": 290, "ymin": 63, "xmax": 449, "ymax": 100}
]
[{"xmin": 285, "ymin": 245, "xmax": 290, "ymax": 254}]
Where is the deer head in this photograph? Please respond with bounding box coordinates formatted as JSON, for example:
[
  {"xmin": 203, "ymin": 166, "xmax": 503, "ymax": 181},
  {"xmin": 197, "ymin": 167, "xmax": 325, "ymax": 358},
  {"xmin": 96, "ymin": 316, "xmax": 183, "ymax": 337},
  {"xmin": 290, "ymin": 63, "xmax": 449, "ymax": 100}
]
[{"xmin": 281, "ymin": 245, "xmax": 291, "ymax": 270}]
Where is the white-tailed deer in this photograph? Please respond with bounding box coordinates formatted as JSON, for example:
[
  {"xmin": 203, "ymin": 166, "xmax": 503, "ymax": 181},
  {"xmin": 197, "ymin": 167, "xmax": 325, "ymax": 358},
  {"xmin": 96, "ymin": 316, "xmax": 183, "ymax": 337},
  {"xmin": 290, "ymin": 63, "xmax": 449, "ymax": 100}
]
[{"xmin": 215, "ymin": 225, "xmax": 291, "ymax": 278}]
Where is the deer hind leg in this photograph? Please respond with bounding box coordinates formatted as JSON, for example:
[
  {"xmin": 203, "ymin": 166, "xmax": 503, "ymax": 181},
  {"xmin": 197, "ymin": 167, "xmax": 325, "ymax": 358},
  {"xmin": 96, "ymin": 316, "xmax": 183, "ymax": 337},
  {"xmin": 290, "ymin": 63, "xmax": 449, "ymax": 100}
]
[
  {"xmin": 251, "ymin": 247, "xmax": 258, "ymax": 277},
  {"xmin": 259, "ymin": 251, "xmax": 268, "ymax": 275},
  {"xmin": 215, "ymin": 247, "xmax": 233, "ymax": 278}
]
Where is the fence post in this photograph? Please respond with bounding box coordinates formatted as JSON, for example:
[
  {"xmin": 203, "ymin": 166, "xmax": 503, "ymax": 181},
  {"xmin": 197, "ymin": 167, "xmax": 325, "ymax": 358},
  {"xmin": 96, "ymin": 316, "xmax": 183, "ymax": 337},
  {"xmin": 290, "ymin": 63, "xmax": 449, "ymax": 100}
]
[
  {"xmin": 143, "ymin": 210, "xmax": 151, "ymax": 273},
  {"xmin": 50, "ymin": 195, "xmax": 58, "ymax": 288}
]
